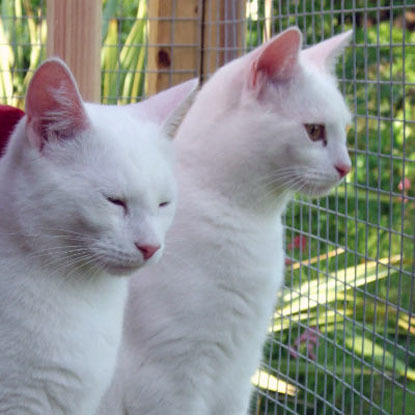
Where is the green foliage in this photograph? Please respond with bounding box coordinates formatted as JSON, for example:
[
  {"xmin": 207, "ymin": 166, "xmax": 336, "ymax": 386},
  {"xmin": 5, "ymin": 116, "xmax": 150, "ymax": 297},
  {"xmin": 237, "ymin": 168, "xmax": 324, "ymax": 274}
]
[
  {"xmin": 0, "ymin": 0, "xmax": 46, "ymax": 108},
  {"xmin": 0, "ymin": 0, "xmax": 147, "ymax": 108},
  {"xmin": 101, "ymin": 0, "xmax": 147, "ymax": 104},
  {"xmin": 247, "ymin": 1, "xmax": 415, "ymax": 414}
]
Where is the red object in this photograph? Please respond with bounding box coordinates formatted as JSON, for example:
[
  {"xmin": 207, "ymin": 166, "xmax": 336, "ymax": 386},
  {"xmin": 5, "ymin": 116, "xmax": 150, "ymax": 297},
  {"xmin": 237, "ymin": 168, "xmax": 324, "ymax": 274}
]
[
  {"xmin": 0, "ymin": 105, "xmax": 25, "ymax": 157},
  {"xmin": 397, "ymin": 177, "xmax": 411, "ymax": 203},
  {"xmin": 287, "ymin": 235, "xmax": 308, "ymax": 250},
  {"xmin": 398, "ymin": 177, "xmax": 411, "ymax": 191},
  {"xmin": 289, "ymin": 327, "xmax": 320, "ymax": 360}
]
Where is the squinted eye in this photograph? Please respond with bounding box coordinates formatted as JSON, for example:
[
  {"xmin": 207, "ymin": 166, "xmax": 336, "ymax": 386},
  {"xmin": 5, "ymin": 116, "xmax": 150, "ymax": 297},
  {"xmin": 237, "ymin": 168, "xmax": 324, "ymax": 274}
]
[
  {"xmin": 159, "ymin": 201, "xmax": 170, "ymax": 208},
  {"xmin": 304, "ymin": 124, "xmax": 326, "ymax": 146},
  {"xmin": 106, "ymin": 196, "xmax": 128, "ymax": 214}
]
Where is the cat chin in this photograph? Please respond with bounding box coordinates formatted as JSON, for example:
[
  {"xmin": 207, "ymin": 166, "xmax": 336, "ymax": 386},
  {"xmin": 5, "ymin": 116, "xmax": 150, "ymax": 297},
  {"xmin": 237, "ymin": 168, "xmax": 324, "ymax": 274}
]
[
  {"xmin": 299, "ymin": 181, "xmax": 343, "ymax": 198},
  {"xmin": 102, "ymin": 263, "xmax": 144, "ymax": 277},
  {"xmin": 102, "ymin": 253, "xmax": 163, "ymax": 276}
]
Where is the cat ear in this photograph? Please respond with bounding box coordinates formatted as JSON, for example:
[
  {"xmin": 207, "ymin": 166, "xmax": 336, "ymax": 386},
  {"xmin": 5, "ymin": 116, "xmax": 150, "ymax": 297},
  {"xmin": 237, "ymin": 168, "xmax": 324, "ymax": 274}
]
[
  {"xmin": 249, "ymin": 27, "xmax": 302, "ymax": 89},
  {"xmin": 127, "ymin": 79, "xmax": 199, "ymax": 139},
  {"xmin": 301, "ymin": 30, "xmax": 353, "ymax": 74},
  {"xmin": 161, "ymin": 81, "xmax": 199, "ymax": 139},
  {"xmin": 25, "ymin": 58, "xmax": 89, "ymax": 150}
]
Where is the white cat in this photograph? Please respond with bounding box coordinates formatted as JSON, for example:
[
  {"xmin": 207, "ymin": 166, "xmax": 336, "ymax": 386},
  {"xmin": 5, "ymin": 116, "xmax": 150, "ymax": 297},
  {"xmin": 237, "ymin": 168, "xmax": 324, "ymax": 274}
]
[
  {"xmin": 99, "ymin": 27, "xmax": 352, "ymax": 415},
  {"xmin": 0, "ymin": 59, "xmax": 195, "ymax": 414}
]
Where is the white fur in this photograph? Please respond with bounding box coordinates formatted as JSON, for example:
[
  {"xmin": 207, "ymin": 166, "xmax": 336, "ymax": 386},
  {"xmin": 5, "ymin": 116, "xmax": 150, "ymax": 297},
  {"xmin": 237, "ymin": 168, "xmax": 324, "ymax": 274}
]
[
  {"xmin": 0, "ymin": 61, "xmax": 180, "ymax": 414},
  {"xmin": 99, "ymin": 28, "xmax": 352, "ymax": 415}
]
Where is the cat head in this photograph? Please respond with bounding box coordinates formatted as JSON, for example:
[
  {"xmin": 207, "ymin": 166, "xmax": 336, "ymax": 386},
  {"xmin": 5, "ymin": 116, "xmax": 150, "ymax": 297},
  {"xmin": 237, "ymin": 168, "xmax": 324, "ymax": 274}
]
[
  {"xmin": 181, "ymin": 28, "xmax": 352, "ymax": 203},
  {"xmin": 244, "ymin": 27, "xmax": 352, "ymax": 197},
  {"xmin": 4, "ymin": 58, "xmax": 195, "ymax": 277}
]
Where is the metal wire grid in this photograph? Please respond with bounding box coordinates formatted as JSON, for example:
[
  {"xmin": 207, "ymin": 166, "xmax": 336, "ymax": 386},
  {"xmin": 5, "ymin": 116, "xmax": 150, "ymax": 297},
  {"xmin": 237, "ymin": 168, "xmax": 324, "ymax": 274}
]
[
  {"xmin": 101, "ymin": 0, "xmax": 149, "ymax": 103},
  {"xmin": 201, "ymin": 0, "xmax": 247, "ymax": 78},
  {"xmin": 0, "ymin": 0, "xmax": 46, "ymax": 107},
  {"xmin": 101, "ymin": 0, "xmax": 248, "ymax": 102},
  {"xmin": 247, "ymin": 2, "xmax": 415, "ymax": 414},
  {"xmin": 104, "ymin": 2, "xmax": 414, "ymax": 413},
  {"xmin": 102, "ymin": 0, "xmax": 201, "ymax": 103}
]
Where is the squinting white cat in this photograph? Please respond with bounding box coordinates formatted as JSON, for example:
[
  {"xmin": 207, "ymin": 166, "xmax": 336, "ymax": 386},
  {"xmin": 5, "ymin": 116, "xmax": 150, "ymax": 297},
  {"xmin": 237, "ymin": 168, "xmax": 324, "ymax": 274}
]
[
  {"xmin": 98, "ymin": 27, "xmax": 352, "ymax": 415},
  {"xmin": 0, "ymin": 59, "xmax": 195, "ymax": 414}
]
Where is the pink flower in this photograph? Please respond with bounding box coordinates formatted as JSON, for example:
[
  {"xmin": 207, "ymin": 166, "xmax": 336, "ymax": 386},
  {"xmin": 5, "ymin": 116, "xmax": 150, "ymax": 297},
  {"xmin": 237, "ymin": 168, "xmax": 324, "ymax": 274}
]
[
  {"xmin": 398, "ymin": 177, "xmax": 411, "ymax": 203},
  {"xmin": 398, "ymin": 177, "xmax": 411, "ymax": 191},
  {"xmin": 287, "ymin": 235, "xmax": 308, "ymax": 250},
  {"xmin": 289, "ymin": 327, "xmax": 320, "ymax": 360}
]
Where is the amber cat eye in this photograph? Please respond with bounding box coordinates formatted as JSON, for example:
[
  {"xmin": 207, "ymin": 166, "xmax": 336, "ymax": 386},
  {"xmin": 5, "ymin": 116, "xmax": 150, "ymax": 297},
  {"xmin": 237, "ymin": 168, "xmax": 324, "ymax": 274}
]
[{"xmin": 304, "ymin": 124, "xmax": 326, "ymax": 145}]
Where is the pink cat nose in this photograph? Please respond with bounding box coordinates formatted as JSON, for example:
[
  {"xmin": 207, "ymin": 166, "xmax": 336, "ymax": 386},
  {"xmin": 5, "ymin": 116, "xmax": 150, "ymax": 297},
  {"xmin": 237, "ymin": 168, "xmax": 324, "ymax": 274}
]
[
  {"xmin": 135, "ymin": 243, "xmax": 160, "ymax": 260},
  {"xmin": 335, "ymin": 164, "xmax": 351, "ymax": 178}
]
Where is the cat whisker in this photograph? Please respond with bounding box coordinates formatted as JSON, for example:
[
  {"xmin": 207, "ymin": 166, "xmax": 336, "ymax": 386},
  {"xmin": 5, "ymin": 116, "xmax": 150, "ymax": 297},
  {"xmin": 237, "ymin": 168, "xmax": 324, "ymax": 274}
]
[
  {"xmin": 248, "ymin": 168, "xmax": 302, "ymax": 189},
  {"xmin": 18, "ymin": 246, "xmax": 93, "ymax": 267},
  {"xmin": 27, "ymin": 246, "xmax": 90, "ymax": 257},
  {"xmin": 248, "ymin": 174, "xmax": 304, "ymax": 210},
  {"xmin": 49, "ymin": 254, "xmax": 94, "ymax": 276},
  {"xmin": 65, "ymin": 253, "xmax": 105, "ymax": 282}
]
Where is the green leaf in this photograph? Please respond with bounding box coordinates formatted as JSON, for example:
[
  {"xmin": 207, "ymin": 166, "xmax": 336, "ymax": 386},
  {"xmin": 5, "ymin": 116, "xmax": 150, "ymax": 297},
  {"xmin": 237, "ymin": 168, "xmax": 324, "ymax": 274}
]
[
  {"xmin": 344, "ymin": 327, "xmax": 415, "ymax": 381},
  {"xmin": 101, "ymin": 18, "xmax": 119, "ymax": 104},
  {"xmin": 276, "ymin": 255, "xmax": 401, "ymax": 319},
  {"xmin": 0, "ymin": 17, "xmax": 14, "ymax": 104}
]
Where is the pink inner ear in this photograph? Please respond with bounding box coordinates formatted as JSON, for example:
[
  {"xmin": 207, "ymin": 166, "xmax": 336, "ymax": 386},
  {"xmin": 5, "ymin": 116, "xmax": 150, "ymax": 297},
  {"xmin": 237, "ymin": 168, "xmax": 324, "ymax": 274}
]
[
  {"xmin": 252, "ymin": 27, "xmax": 302, "ymax": 87},
  {"xmin": 301, "ymin": 30, "xmax": 352, "ymax": 73},
  {"xmin": 25, "ymin": 59, "xmax": 88, "ymax": 149}
]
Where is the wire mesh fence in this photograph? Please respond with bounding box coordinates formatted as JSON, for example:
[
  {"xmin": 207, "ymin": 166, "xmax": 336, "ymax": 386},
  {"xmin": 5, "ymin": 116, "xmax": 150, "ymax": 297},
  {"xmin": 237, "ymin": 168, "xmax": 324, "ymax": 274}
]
[
  {"xmin": 0, "ymin": 1, "xmax": 414, "ymax": 414},
  {"xmin": 0, "ymin": 0, "xmax": 46, "ymax": 107},
  {"xmin": 247, "ymin": 2, "xmax": 415, "ymax": 414}
]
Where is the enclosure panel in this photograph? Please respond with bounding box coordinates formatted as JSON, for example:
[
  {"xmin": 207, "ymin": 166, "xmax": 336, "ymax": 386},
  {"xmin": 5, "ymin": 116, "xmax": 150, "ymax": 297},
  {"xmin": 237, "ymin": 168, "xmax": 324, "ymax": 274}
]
[
  {"xmin": 0, "ymin": 0, "xmax": 47, "ymax": 108},
  {"xmin": 247, "ymin": 2, "xmax": 415, "ymax": 415},
  {"xmin": 47, "ymin": 0, "xmax": 102, "ymax": 102},
  {"xmin": 146, "ymin": 0, "xmax": 200, "ymax": 95},
  {"xmin": 201, "ymin": 0, "xmax": 246, "ymax": 80}
]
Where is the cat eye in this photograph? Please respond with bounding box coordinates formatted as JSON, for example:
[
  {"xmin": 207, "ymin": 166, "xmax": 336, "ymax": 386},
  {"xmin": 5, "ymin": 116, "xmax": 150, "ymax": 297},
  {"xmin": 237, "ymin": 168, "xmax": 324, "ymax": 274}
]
[
  {"xmin": 304, "ymin": 124, "xmax": 326, "ymax": 146},
  {"xmin": 106, "ymin": 196, "xmax": 128, "ymax": 214},
  {"xmin": 159, "ymin": 201, "xmax": 170, "ymax": 208}
]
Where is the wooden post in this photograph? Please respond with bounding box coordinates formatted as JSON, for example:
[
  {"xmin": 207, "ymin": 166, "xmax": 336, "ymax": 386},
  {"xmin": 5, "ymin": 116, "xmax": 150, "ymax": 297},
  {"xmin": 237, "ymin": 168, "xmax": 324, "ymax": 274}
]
[
  {"xmin": 147, "ymin": 0, "xmax": 200, "ymax": 96},
  {"xmin": 201, "ymin": 0, "xmax": 246, "ymax": 82},
  {"xmin": 47, "ymin": 0, "xmax": 102, "ymax": 102},
  {"xmin": 263, "ymin": 0, "xmax": 273, "ymax": 42}
]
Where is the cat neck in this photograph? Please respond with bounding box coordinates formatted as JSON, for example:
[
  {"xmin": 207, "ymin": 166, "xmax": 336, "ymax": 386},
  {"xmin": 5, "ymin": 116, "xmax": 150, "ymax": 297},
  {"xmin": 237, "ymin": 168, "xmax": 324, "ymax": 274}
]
[{"xmin": 175, "ymin": 71, "xmax": 293, "ymax": 220}]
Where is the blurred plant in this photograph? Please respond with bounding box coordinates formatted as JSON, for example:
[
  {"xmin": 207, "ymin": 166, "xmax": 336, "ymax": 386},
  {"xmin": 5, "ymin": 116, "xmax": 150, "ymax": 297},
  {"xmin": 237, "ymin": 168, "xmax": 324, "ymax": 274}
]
[
  {"xmin": 0, "ymin": 0, "xmax": 47, "ymax": 108},
  {"xmin": 397, "ymin": 176, "xmax": 411, "ymax": 203},
  {"xmin": 289, "ymin": 326, "xmax": 320, "ymax": 360},
  {"xmin": 287, "ymin": 235, "xmax": 308, "ymax": 251},
  {"xmin": 101, "ymin": 0, "xmax": 147, "ymax": 104},
  {"xmin": 246, "ymin": 2, "xmax": 415, "ymax": 412},
  {"xmin": 0, "ymin": 0, "xmax": 148, "ymax": 108}
]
